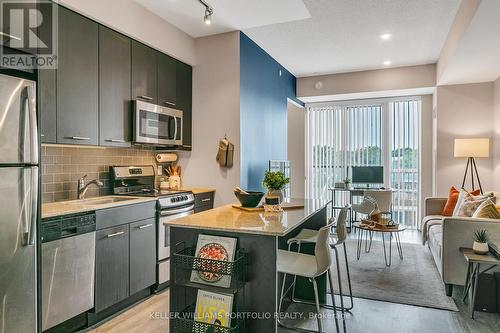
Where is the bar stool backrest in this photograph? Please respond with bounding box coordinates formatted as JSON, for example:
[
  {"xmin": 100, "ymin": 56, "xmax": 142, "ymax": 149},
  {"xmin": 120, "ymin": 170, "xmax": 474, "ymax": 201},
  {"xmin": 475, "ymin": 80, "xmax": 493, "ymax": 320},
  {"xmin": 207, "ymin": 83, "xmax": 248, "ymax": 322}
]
[
  {"xmin": 315, "ymin": 222, "xmax": 334, "ymax": 276},
  {"xmin": 333, "ymin": 207, "xmax": 349, "ymax": 245}
]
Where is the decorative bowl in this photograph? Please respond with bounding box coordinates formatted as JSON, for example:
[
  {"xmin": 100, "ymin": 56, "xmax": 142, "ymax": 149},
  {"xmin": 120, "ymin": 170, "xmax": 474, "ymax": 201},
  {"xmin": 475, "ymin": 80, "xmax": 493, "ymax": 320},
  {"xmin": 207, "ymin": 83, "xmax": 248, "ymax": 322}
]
[{"xmin": 234, "ymin": 190, "xmax": 264, "ymax": 208}]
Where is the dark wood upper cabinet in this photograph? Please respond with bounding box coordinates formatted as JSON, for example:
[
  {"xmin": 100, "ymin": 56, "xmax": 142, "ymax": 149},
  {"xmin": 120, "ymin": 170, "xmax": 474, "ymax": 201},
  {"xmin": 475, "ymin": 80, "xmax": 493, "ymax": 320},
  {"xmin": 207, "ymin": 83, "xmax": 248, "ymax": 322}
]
[
  {"xmin": 157, "ymin": 52, "xmax": 177, "ymax": 108},
  {"xmin": 38, "ymin": 69, "xmax": 56, "ymax": 143},
  {"xmin": 99, "ymin": 26, "xmax": 132, "ymax": 147},
  {"xmin": 176, "ymin": 61, "xmax": 192, "ymax": 150},
  {"xmin": 132, "ymin": 41, "xmax": 157, "ymax": 104},
  {"xmin": 56, "ymin": 6, "xmax": 98, "ymax": 145}
]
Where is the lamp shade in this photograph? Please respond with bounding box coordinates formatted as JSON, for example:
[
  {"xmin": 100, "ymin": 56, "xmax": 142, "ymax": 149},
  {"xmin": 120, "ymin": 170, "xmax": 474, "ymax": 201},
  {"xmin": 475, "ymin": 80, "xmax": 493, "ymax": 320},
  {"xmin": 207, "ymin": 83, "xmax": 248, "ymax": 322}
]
[{"xmin": 454, "ymin": 138, "xmax": 490, "ymax": 158}]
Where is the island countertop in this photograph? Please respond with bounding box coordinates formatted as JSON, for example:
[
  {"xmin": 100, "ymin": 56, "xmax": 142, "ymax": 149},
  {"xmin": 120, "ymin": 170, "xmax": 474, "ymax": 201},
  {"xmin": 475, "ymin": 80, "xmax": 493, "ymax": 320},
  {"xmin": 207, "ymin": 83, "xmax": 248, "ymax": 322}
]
[{"xmin": 165, "ymin": 199, "xmax": 329, "ymax": 236}]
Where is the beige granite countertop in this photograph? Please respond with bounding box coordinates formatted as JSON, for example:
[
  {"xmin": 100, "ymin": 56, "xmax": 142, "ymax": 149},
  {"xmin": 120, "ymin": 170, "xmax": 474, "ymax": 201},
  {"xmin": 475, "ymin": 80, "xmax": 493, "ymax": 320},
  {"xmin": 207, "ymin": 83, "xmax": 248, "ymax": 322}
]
[
  {"xmin": 180, "ymin": 187, "xmax": 216, "ymax": 194},
  {"xmin": 165, "ymin": 199, "xmax": 329, "ymax": 236},
  {"xmin": 42, "ymin": 196, "xmax": 157, "ymax": 219}
]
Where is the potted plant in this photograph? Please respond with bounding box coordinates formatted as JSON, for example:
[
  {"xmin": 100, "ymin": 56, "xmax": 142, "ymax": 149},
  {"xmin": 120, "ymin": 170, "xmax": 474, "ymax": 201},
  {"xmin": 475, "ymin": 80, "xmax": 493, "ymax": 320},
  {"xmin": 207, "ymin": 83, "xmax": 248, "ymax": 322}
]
[
  {"xmin": 473, "ymin": 229, "xmax": 489, "ymax": 254},
  {"xmin": 262, "ymin": 171, "xmax": 290, "ymax": 203},
  {"xmin": 343, "ymin": 177, "xmax": 351, "ymax": 189}
]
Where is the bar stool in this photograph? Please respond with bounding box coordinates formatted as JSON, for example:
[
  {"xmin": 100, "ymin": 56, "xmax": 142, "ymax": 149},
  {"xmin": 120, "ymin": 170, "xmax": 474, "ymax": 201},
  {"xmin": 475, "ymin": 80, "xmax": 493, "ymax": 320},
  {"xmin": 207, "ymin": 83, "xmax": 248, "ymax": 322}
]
[
  {"xmin": 287, "ymin": 207, "xmax": 353, "ymax": 312},
  {"xmin": 277, "ymin": 222, "xmax": 340, "ymax": 333}
]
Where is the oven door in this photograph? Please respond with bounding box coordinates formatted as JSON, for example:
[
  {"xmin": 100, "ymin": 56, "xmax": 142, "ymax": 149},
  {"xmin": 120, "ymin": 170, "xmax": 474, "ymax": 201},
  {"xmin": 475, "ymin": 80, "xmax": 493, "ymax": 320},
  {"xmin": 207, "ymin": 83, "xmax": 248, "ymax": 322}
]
[
  {"xmin": 157, "ymin": 204, "xmax": 194, "ymax": 285},
  {"xmin": 134, "ymin": 100, "xmax": 183, "ymax": 146},
  {"xmin": 158, "ymin": 204, "xmax": 195, "ymax": 260}
]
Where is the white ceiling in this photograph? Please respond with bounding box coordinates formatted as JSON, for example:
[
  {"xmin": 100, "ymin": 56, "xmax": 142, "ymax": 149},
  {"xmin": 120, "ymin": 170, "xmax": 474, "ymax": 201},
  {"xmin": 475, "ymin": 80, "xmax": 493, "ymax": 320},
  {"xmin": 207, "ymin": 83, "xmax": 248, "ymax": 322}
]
[
  {"xmin": 244, "ymin": 0, "xmax": 461, "ymax": 77},
  {"xmin": 134, "ymin": 0, "xmax": 311, "ymax": 38},
  {"xmin": 438, "ymin": 0, "xmax": 500, "ymax": 85},
  {"xmin": 136, "ymin": 0, "xmax": 460, "ymax": 77}
]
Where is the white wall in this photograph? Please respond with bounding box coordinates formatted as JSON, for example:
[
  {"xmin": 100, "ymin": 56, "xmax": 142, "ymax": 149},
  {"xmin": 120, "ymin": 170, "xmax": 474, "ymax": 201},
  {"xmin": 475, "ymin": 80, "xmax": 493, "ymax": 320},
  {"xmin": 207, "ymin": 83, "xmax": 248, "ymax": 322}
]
[
  {"xmin": 494, "ymin": 78, "xmax": 500, "ymax": 189},
  {"xmin": 435, "ymin": 83, "xmax": 494, "ymax": 195},
  {"xmin": 176, "ymin": 32, "xmax": 241, "ymax": 207},
  {"xmin": 298, "ymin": 64, "xmax": 436, "ymax": 100},
  {"xmin": 287, "ymin": 101, "xmax": 305, "ymax": 198},
  {"xmin": 58, "ymin": 0, "xmax": 196, "ymax": 65},
  {"xmin": 420, "ymin": 95, "xmax": 434, "ymax": 215}
]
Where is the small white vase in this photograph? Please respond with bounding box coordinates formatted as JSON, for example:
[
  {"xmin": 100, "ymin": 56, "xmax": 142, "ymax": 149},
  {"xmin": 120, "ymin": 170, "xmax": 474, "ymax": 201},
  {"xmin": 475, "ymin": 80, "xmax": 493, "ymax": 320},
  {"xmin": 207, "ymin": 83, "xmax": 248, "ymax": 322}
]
[
  {"xmin": 267, "ymin": 189, "xmax": 284, "ymax": 203},
  {"xmin": 472, "ymin": 241, "xmax": 489, "ymax": 255}
]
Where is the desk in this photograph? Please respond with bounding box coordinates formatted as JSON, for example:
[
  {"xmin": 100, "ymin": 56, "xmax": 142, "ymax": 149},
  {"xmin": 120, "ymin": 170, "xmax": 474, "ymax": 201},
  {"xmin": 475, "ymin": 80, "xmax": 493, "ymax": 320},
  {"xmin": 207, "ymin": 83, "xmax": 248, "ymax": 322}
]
[{"xmin": 461, "ymin": 248, "xmax": 500, "ymax": 319}]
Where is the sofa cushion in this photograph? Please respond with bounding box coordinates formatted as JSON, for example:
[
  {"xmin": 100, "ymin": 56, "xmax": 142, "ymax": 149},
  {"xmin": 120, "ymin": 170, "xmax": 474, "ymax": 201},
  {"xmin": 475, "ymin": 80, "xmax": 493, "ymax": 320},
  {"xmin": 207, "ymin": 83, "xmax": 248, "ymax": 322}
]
[
  {"xmin": 428, "ymin": 224, "xmax": 443, "ymax": 261},
  {"xmin": 422, "ymin": 215, "xmax": 443, "ymax": 225}
]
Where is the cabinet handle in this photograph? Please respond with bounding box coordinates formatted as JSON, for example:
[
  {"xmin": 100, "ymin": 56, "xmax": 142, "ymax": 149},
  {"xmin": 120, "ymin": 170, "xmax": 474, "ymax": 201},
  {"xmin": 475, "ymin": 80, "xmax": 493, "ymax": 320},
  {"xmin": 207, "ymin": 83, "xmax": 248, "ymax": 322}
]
[
  {"xmin": 106, "ymin": 231, "xmax": 125, "ymax": 238},
  {"xmin": 201, "ymin": 198, "xmax": 211, "ymax": 202},
  {"xmin": 70, "ymin": 136, "xmax": 90, "ymax": 141},
  {"xmin": 106, "ymin": 139, "xmax": 126, "ymax": 143},
  {"xmin": 41, "ymin": 134, "xmax": 45, "ymax": 137},
  {"xmin": 138, "ymin": 223, "xmax": 153, "ymax": 229},
  {"xmin": 164, "ymin": 101, "xmax": 176, "ymax": 106},
  {"xmin": 138, "ymin": 95, "xmax": 153, "ymax": 101}
]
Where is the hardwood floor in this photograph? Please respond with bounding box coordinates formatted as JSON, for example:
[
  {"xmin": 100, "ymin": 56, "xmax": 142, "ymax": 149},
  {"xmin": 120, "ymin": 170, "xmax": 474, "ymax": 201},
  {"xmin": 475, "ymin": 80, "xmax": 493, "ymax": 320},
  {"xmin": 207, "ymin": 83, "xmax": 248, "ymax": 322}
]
[
  {"xmin": 85, "ymin": 287, "xmax": 499, "ymax": 333},
  {"xmin": 86, "ymin": 291, "xmax": 169, "ymax": 333},
  {"xmin": 85, "ymin": 231, "xmax": 499, "ymax": 333}
]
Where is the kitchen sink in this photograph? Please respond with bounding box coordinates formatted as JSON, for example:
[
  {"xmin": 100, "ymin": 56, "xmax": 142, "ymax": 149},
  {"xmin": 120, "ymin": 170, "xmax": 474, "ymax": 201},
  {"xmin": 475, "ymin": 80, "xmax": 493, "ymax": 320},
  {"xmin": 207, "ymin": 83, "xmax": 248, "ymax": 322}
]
[{"xmin": 78, "ymin": 196, "xmax": 136, "ymax": 206}]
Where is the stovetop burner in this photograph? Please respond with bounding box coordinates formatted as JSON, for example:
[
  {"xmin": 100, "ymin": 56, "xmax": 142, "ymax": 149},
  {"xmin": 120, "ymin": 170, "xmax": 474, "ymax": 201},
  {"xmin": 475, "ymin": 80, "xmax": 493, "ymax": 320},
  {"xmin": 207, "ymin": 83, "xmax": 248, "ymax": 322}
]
[{"xmin": 110, "ymin": 165, "xmax": 195, "ymax": 209}]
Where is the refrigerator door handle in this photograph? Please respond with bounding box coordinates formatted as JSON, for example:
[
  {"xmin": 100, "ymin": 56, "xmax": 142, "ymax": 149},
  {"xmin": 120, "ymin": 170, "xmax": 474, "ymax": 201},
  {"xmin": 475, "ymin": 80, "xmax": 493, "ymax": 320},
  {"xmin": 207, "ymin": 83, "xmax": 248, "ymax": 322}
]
[
  {"xmin": 29, "ymin": 168, "xmax": 38, "ymax": 246},
  {"xmin": 27, "ymin": 83, "xmax": 38, "ymax": 163}
]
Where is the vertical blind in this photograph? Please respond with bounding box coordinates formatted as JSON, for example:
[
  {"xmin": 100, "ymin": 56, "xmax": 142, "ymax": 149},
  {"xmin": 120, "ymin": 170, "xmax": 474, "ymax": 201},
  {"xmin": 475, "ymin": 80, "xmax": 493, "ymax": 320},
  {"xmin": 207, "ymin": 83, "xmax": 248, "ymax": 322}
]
[
  {"xmin": 305, "ymin": 104, "xmax": 382, "ymax": 201},
  {"xmin": 306, "ymin": 99, "xmax": 421, "ymax": 228},
  {"xmin": 390, "ymin": 100, "xmax": 420, "ymax": 228}
]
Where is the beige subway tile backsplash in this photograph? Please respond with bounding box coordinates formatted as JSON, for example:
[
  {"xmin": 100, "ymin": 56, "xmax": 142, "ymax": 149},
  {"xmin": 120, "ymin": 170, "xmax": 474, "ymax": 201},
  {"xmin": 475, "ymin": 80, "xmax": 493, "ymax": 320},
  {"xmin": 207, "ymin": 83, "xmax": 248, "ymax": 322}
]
[{"xmin": 41, "ymin": 145, "xmax": 157, "ymax": 203}]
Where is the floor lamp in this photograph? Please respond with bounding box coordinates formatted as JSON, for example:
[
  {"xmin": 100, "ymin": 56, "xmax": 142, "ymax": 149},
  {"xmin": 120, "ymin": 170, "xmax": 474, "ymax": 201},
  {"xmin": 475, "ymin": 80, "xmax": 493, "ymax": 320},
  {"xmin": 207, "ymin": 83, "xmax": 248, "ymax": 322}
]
[{"xmin": 454, "ymin": 138, "xmax": 490, "ymax": 194}]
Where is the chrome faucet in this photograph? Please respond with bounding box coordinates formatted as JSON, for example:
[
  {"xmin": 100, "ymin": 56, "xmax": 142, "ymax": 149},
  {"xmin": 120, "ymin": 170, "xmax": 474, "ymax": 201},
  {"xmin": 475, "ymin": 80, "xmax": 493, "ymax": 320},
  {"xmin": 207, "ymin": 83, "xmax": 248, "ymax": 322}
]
[{"xmin": 77, "ymin": 174, "xmax": 104, "ymax": 199}]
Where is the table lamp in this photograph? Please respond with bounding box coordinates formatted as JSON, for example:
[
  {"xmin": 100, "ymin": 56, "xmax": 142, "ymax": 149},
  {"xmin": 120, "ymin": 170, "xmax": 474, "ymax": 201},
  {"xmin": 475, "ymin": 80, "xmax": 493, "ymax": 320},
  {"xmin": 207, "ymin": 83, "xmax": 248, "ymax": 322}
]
[{"xmin": 454, "ymin": 138, "xmax": 489, "ymax": 194}]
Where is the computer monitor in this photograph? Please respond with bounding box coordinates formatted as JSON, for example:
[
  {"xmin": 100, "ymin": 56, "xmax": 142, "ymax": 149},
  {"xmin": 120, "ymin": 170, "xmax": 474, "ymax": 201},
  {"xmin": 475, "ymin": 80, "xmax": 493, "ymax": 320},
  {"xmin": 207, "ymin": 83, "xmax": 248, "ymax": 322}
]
[{"xmin": 351, "ymin": 166, "xmax": 384, "ymax": 185}]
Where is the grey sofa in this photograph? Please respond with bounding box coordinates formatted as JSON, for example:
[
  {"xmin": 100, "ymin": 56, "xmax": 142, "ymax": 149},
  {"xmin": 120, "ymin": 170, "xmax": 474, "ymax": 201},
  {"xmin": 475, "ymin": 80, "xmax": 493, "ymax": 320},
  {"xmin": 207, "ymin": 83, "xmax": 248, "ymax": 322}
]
[{"xmin": 422, "ymin": 197, "xmax": 500, "ymax": 296}]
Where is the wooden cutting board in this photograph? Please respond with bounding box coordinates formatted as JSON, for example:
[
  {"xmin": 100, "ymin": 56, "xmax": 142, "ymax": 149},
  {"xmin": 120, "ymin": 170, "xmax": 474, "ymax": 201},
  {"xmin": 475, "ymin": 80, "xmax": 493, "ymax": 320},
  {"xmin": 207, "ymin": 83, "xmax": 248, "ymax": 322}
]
[{"xmin": 232, "ymin": 200, "xmax": 305, "ymax": 212}]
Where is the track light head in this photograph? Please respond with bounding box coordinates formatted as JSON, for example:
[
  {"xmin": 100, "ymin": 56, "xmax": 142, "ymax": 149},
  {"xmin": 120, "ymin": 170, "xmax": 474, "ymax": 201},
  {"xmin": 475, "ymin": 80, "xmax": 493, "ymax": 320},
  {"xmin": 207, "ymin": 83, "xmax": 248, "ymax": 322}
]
[
  {"xmin": 204, "ymin": 8, "xmax": 212, "ymax": 25},
  {"xmin": 199, "ymin": 0, "xmax": 213, "ymax": 25}
]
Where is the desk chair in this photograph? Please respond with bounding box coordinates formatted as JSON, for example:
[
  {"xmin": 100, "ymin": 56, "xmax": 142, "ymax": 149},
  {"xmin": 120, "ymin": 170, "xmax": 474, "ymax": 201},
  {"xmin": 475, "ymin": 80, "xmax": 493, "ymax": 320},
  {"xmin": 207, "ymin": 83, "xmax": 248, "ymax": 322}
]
[
  {"xmin": 277, "ymin": 222, "xmax": 340, "ymax": 333},
  {"xmin": 352, "ymin": 189, "xmax": 393, "ymax": 221}
]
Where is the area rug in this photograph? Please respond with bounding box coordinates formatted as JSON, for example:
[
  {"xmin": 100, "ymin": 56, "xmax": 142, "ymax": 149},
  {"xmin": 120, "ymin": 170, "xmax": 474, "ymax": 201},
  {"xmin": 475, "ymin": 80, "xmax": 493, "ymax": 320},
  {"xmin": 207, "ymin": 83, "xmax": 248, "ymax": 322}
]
[{"xmin": 330, "ymin": 239, "xmax": 459, "ymax": 311}]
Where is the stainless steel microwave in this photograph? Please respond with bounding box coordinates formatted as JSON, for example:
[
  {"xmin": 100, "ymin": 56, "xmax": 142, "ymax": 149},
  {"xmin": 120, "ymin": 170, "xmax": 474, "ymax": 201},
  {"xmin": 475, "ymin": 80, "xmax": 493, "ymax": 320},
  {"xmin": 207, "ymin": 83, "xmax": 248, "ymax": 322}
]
[{"xmin": 133, "ymin": 100, "xmax": 183, "ymax": 146}]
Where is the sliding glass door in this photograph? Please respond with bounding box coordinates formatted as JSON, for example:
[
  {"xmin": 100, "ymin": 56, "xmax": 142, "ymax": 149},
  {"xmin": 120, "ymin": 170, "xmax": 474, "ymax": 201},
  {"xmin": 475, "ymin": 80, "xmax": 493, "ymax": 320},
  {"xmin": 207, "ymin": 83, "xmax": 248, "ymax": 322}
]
[{"xmin": 305, "ymin": 98, "xmax": 421, "ymax": 228}]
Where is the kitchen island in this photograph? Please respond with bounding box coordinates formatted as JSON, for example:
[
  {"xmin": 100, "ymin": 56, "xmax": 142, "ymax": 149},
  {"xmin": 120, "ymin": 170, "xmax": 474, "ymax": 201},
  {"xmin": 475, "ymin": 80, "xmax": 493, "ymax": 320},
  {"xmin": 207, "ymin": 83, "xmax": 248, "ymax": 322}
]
[{"xmin": 166, "ymin": 199, "xmax": 329, "ymax": 332}]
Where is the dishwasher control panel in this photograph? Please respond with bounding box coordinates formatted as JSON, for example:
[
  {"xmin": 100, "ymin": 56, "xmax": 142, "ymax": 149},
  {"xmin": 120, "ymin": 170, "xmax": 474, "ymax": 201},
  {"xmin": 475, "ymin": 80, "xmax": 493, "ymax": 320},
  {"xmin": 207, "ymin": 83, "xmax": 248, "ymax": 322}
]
[{"xmin": 41, "ymin": 212, "xmax": 96, "ymax": 243}]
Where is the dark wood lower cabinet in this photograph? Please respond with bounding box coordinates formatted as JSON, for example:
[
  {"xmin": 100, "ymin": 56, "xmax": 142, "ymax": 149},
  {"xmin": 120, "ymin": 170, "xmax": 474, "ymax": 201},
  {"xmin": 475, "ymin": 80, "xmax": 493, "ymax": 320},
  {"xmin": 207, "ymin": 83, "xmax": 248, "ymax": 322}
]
[
  {"xmin": 95, "ymin": 224, "xmax": 130, "ymax": 313},
  {"xmin": 194, "ymin": 192, "xmax": 215, "ymax": 213},
  {"xmin": 129, "ymin": 218, "xmax": 156, "ymax": 295}
]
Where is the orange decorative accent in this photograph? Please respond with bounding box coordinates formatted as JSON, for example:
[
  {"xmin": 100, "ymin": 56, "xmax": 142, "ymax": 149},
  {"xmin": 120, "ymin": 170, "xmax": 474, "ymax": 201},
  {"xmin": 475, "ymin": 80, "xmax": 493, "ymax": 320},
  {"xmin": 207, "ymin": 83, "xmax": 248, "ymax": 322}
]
[
  {"xmin": 442, "ymin": 187, "xmax": 480, "ymax": 216},
  {"xmin": 442, "ymin": 187, "xmax": 459, "ymax": 216}
]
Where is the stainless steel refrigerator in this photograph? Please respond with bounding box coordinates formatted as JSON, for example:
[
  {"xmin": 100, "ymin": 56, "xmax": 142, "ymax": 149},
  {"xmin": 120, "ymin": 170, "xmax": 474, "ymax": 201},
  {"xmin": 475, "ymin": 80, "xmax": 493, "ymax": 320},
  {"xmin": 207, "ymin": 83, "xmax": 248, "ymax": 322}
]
[{"xmin": 0, "ymin": 73, "xmax": 38, "ymax": 332}]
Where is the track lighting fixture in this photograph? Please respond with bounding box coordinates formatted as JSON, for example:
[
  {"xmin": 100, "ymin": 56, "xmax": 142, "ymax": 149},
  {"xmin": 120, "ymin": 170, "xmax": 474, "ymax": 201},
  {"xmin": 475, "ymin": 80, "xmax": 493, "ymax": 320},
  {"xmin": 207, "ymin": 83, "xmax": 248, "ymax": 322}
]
[{"xmin": 199, "ymin": 0, "xmax": 213, "ymax": 25}]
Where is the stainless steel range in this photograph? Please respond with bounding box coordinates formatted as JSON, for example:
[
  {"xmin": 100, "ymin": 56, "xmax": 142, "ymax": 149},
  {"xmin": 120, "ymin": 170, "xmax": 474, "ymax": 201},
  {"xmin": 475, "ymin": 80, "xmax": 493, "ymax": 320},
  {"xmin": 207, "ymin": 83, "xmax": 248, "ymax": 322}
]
[{"xmin": 110, "ymin": 166, "xmax": 194, "ymax": 289}]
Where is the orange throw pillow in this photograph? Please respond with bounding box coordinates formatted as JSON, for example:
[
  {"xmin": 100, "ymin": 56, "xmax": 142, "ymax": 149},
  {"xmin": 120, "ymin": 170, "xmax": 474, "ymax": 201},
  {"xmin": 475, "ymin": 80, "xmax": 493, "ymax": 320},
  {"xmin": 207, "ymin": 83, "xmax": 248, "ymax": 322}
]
[{"xmin": 442, "ymin": 187, "xmax": 459, "ymax": 216}]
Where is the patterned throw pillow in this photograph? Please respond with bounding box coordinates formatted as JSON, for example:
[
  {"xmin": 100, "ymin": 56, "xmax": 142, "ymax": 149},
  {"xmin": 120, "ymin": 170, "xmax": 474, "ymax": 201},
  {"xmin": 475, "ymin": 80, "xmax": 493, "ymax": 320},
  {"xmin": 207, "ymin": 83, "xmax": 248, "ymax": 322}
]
[
  {"xmin": 456, "ymin": 195, "xmax": 490, "ymax": 217},
  {"xmin": 473, "ymin": 199, "xmax": 500, "ymax": 219},
  {"xmin": 452, "ymin": 189, "xmax": 481, "ymax": 216}
]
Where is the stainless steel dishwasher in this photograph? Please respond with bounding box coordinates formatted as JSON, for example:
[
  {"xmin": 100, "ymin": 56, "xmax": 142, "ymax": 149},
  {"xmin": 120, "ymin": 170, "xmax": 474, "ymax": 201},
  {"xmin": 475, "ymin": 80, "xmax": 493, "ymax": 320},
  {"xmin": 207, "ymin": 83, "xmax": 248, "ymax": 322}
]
[{"xmin": 41, "ymin": 212, "xmax": 96, "ymax": 331}]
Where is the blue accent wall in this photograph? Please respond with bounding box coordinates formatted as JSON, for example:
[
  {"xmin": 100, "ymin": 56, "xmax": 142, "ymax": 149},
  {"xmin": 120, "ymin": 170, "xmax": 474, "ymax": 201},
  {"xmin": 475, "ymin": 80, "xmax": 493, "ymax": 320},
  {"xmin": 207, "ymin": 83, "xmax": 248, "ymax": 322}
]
[{"xmin": 239, "ymin": 32, "xmax": 303, "ymax": 191}]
